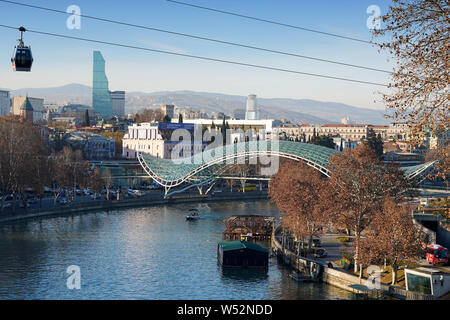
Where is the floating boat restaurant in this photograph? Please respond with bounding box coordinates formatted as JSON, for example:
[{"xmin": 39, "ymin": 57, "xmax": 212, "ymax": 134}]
[{"xmin": 217, "ymin": 240, "xmax": 269, "ymax": 269}]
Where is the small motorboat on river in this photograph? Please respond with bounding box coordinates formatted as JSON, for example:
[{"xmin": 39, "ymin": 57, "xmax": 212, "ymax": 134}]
[{"xmin": 186, "ymin": 209, "xmax": 200, "ymax": 221}]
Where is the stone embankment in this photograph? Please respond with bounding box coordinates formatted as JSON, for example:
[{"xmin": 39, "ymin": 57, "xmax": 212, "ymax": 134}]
[
  {"xmin": 0, "ymin": 191, "xmax": 268, "ymax": 224},
  {"xmin": 271, "ymin": 226, "xmax": 434, "ymax": 300}
]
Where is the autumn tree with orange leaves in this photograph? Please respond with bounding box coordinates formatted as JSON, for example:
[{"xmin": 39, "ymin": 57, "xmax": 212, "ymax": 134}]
[
  {"xmin": 269, "ymin": 161, "xmax": 329, "ymax": 255},
  {"xmin": 359, "ymin": 197, "xmax": 424, "ymax": 285},
  {"xmin": 374, "ymin": 0, "xmax": 449, "ymax": 176},
  {"xmin": 327, "ymin": 144, "xmax": 412, "ymax": 272}
]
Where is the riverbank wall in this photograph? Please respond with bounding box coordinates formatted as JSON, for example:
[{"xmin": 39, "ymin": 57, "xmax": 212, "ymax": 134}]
[
  {"xmin": 0, "ymin": 192, "xmax": 268, "ymax": 225},
  {"xmin": 271, "ymin": 227, "xmax": 435, "ymax": 300}
]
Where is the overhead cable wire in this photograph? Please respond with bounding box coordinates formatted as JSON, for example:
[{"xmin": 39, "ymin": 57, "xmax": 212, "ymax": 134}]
[
  {"xmin": 166, "ymin": 0, "xmax": 373, "ymax": 44},
  {"xmin": 0, "ymin": 0, "xmax": 392, "ymax": 74},
  {"xmin": 0, "ymin": 24, "xmax": 388, "ymax": 87}
]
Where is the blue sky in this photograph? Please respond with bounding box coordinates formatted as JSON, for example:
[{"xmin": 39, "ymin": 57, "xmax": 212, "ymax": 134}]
[{"xmin": 0, "ymin": 0, "xmax": 395, "ymax": 109}]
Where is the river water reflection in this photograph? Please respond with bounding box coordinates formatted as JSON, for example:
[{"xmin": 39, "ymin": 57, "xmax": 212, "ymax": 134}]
[{"xmin": 0, "ymin": 200, "xmax": 354, "ymax": 300}]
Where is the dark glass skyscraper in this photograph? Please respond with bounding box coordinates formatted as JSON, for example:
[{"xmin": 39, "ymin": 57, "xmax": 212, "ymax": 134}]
[{"xmin": 92, "ymin": 51, "xmax": 112, "ymax": 118}]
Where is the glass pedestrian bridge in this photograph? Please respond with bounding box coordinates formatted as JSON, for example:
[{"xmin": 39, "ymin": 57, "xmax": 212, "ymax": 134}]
[{"xmin": 138, "ymin": 141, "xmax": 436, "ymax": 193}]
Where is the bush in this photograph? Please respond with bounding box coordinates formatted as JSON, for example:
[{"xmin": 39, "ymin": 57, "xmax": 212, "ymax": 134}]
[
  {"xmin": 336, "ymin": 236, "xmax": 352, "ymax": 244},
  {"xmin": 341, "ymin": 252, "xmax": 353, "ymax": 261}
]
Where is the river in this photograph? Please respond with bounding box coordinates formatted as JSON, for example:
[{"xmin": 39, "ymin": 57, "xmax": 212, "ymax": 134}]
[{"xmin": 0, "ymin": 200, "xmax": 354, "ymax": 300}]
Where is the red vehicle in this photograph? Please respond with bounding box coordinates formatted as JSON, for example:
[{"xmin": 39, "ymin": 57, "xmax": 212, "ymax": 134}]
[{"xmin": 426, "ymin": 244, "xmax": 448, "ymax": 265}]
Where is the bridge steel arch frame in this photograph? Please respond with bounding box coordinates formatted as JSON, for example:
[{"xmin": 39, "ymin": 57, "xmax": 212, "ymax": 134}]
[{"xmin": 137, "ymin": 141, "xmax": 437, "ymax": 195}]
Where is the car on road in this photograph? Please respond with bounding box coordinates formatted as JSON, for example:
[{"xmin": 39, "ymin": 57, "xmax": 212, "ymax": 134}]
[
  {"xmin": 59, "ymin": 198, "xmax": 70, "ymax": 205},
  {"xmin": 314, "ymin": 248, "xmax": 328, "ymax": 258},
  {"xmin": 3, "ymin": 194, "xmax": 14, "ymax": 201}
]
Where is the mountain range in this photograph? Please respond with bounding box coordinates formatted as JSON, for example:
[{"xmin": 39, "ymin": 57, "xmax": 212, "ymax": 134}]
[{"xmin": 2, "ymin": 84, "xmax": 389, "ymax": 124}]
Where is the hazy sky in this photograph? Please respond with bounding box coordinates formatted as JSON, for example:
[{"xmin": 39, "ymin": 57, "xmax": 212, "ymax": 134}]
[{"xmin": 0, "ymin": 0, "xmax": 395, "ymax": 109}]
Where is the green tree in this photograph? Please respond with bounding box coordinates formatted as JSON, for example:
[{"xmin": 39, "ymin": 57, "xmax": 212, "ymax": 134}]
[
  {"xmin": 178, "ymin": 113, "xmax": 183, "ymax": 123},
  {"xmin": 310, "ymin": 135, "xmax": 336, "ymax": 149},
  {"xmin": 163, "ymin": 114, "xmax": 171, "ymax": 123},
  {"xmin": 83, "ymin": 109, "xmax": 90, "ymax": 127},
  {"xmin": 364, "ymin": 129, "xmax": 383, "ymax": 158}
]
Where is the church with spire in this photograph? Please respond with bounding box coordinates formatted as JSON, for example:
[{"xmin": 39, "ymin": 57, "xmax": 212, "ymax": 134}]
[{"xmin": 20, "ymin": 97, "xmax": 34, "ymax": 122}]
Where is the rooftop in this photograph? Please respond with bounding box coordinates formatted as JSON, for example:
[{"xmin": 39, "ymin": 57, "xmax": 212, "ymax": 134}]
[
  {"xmin": 218, "ymin": 240, "xmax": 268, "ymax": 253},
  {"xmin": 20, "ymin": 97, "xmax": 33, "ymax": 111}
]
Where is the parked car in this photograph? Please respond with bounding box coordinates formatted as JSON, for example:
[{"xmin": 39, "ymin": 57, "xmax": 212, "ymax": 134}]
[{"xmin": 312, "ymin": 238, "xmax": 322, "ymax": 247}]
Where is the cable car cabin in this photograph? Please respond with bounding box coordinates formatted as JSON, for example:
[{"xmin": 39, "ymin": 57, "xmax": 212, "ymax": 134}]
[
  {"xmin": 217, "ymin": 240, "xmax": 268, "ymax": 269},
  {"xmin": 11, "ymin": 27, "xmax": 33, "ymax": 72},
  {"xmin": 426, "ymin": 244, "xmax": 448, "ymax": 265},
  {"xmin": 12, "ymin": 47, "xmax": 33, "ymax": 72}
]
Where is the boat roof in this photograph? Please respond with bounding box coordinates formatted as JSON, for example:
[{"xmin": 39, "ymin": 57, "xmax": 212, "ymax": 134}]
[{"xmin": 218, "ymin": 240, "xmax": 268, "ymax": 253}]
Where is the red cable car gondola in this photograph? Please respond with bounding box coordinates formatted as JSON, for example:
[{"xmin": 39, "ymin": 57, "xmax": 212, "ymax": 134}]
[{"xmin": 11, "ymin": 26, "xmax": 33, "ymax": 72}]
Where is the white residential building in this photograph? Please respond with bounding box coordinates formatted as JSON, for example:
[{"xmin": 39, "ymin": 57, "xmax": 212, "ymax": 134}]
[{"xmin": 122, "ymin": 122, "xmax": 206, "ymax": 159}]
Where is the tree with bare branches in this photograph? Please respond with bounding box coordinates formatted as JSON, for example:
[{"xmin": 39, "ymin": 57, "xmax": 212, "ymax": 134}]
[
  {"xmin": 135, "ymin": 108, "xmax": 164, "ymax": 124},
  {"xmin": 51, "ymin": 147, "xmax": 89, "ymax": 204},
  {"xmin": 269, "ymin": 161, "xmax": 329, "ymax": 255},
  {"xmin": 359, "ymin": 197, "xmax": 424, "ymax": 285},
  {"xmin": 374, "ymin": 0, "xmax": 449, "ymax": 175},
  {"xmin": 0, "ymin": 116, "xmax": 51, "ymax": 212},
  {"xmin": 103, "ymin": 168, "xmax": 114, "ymax": 200},
  {"xmin": 327, "ymin": 144, "xmax": 411, "ymax": 272},
  {"xmin": 88, "ymin": 168, "xmax": 103, "ymax": 200}
]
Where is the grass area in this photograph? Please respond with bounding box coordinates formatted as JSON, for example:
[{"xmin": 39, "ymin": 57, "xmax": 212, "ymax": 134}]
[
  {"xmin": 332, "ymin": 259, "xmax": 407, "ymax": 287},
  {"xmin": 336, "ymin": 236, "xmax": 353, "ymax": 244},
  {"xmin": 353, "ymin": 266, "xmax": 406, "ymax": 287}
]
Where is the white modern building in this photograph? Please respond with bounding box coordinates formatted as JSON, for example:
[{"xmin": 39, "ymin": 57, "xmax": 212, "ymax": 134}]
[
  {"xmin": 405, "ymin": 267, "xmax": 450, "ymax": 298},
  {"xmin": 11, "ymin": 96, "xmax": 45, "ymax": 121},
  {"xmin": 0, "ymin": 90, "xmax": 10, "ymax": 116},
  {"xmin": 245, "ymin": 94, "xmax": 260, "ymax": 120}
]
